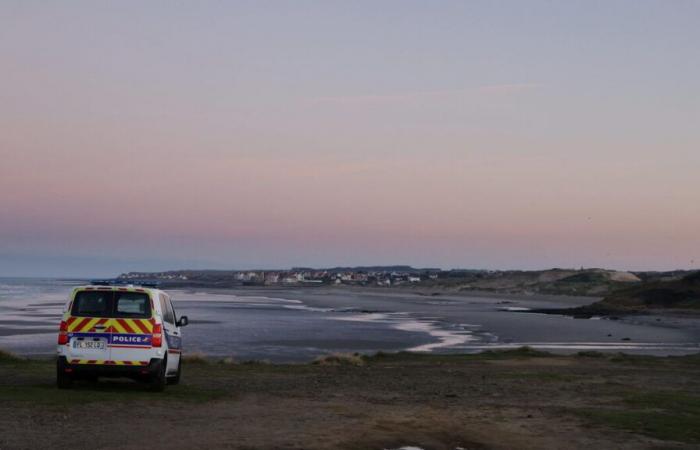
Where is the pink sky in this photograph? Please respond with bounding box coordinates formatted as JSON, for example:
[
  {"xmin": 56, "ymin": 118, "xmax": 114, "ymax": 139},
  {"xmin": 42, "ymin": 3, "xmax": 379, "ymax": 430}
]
[{"xmin": 1, "ymin": 1, "xmax": 698, "ymax": 276}]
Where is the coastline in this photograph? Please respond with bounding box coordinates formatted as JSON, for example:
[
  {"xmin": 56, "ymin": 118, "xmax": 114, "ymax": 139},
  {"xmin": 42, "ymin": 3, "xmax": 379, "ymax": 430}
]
[
  {"xmin": 2, "ymin": 280, "xmax": 699, "ymax": 360},
  {"xmin": 168, "ymin": 285, "xmax": 700, "ymax": 357}
]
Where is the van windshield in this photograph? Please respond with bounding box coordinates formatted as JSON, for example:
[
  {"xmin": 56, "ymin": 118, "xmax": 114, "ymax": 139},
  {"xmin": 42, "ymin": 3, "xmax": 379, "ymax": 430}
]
[{"xmin": 71, "ymin": 290, "xmax": 152, "ymax": 319}]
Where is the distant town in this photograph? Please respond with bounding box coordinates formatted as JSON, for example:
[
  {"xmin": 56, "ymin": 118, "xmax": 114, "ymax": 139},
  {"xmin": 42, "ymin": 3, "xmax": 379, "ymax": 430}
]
[
  {"xmin": 117, "ymin": 266, "xmax": 696, "ymax": 297},
  {"xmin": 119, "ymin": 266, "xmax": 444, "ymax": 287}
]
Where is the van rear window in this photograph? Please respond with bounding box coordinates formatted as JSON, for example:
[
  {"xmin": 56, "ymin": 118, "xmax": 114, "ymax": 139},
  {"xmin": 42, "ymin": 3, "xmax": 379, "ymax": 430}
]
[
  {"xmin": 71, "ymin": 290, "xmax": 151, "ymax": 319},
  {"xmin": 114, "ymin": 293, "xmax": 150, "ymax": 318},
  {"xmin": 73, "ymin": 291, "xmax": 110, "ymax": 316}
]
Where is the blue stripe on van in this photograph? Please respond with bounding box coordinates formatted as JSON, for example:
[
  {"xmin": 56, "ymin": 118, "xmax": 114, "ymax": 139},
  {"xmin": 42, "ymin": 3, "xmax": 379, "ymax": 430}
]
[{"xmin": 69, "ymin": 332, "xmax": 152, "ymax": 346}]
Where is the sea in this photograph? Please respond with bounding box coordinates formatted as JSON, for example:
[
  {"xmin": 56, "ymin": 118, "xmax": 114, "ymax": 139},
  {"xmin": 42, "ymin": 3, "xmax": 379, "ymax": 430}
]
[{"xmin": 1, "ymin": 277, "xmax": 698, "ymax": 362}]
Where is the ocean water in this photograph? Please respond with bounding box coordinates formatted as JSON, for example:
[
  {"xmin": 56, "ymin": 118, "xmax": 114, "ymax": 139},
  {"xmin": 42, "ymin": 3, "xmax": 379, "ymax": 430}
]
[{"xmin": 0, "ymin": 278, "xmax": 698, "ymax": 361}]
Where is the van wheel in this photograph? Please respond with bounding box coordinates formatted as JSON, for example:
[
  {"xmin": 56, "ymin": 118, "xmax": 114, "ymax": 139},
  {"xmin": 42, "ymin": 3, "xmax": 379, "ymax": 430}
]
[
  {"xmin": 167, "ymin": 358, "xmax": 181, "ymax": 385},
  {"xmin": 149, "ymin": 356, "xmax": 167, "ymax": 392},
  {"xmin": 56, "ymin": 359, "xmax": 73, "ymax": 389}
]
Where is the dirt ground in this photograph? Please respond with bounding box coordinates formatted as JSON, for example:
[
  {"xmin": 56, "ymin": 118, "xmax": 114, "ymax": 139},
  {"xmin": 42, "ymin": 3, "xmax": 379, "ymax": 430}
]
[{"xmin": 1, "ymin": 350, "xmax": 699, "ymax": 450}]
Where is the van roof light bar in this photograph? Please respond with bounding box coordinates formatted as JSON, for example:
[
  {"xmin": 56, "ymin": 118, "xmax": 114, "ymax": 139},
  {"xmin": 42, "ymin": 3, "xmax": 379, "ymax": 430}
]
[{"xmin": 89, "ymin": 279, "xmax": 161, "ymax": 288}]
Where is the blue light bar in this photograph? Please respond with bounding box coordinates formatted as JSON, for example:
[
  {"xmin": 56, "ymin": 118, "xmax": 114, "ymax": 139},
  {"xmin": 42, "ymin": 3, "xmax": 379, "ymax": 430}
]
[{"xmin": 89, "ymin": 279, "xmax": 161, "ymax": 288}]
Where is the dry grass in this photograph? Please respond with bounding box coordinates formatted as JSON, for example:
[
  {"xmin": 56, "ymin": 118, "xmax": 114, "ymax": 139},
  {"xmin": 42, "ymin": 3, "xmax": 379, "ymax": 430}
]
[
  {"xmin": 0, "ymin": 348, "xmax": 21, "ymax": 362},
  {"xmin": 181, "ymin": 352, "xmax": 209, "ymax": 364},
  {"xmin": 312, "ymin": 352, "xmax": 366, "ymax": 366}
]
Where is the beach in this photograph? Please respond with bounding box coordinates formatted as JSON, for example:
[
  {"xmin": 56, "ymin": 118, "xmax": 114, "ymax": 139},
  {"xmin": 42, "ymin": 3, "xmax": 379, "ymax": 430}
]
[{"xmin": 1, "ymin": 279, "xmax": 699, "ymax": 360}]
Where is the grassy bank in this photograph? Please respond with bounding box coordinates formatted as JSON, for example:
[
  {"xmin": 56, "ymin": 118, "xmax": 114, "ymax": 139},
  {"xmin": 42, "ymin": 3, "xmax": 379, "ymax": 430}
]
[{"xmin": 2, "ymin": 348, "xmax": 699, "ymax": 449}]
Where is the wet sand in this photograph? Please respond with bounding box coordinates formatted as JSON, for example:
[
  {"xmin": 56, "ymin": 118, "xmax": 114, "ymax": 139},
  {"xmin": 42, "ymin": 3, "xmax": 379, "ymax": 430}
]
[
  {"xmin": 1, "ymin": 280, "xmax": 699, "ymax": 360},
  {"xmin": 179, "ymin": 286, "xmax": 700, "ymax": 357}
]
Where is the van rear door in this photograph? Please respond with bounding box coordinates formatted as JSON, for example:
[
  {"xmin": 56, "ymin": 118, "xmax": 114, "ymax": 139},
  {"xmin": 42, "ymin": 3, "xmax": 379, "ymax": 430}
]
[
  {"xmin": 66, "ymin": 289, "xmax": 112, "ymax": 364},
  {"xmin": 108, "ymin": 290, "xmax": 154, "ymax": 367}
]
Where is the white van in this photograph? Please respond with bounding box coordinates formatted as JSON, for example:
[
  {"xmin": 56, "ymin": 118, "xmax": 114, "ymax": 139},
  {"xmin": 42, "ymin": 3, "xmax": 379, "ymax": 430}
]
[{"xmin": 56, "ymin": 281, "xmax": 188, "ymax": 391}]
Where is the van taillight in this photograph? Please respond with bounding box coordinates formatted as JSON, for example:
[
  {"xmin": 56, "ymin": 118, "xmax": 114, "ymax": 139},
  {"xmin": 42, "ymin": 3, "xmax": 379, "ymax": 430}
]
[
  {"xmin": 152, "ymin": 323, "xmax": 162, "ymax": 347},
  {"xmin": 58, "ymin": 320, "xmax": 68, "ymax": 345}
]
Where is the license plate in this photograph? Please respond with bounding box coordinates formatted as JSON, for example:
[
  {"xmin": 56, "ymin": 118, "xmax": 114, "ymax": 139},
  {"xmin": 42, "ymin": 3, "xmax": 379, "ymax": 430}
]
[{"xmin": 72, "ymin": 340, "xmax": 106, "ymax": 350}]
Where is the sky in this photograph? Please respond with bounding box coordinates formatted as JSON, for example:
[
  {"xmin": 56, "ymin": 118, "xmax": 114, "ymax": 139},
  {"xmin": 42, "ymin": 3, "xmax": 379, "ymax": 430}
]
[{"xmin": 1, "ymin": 1, "xmax": 699, "ymax": 277}]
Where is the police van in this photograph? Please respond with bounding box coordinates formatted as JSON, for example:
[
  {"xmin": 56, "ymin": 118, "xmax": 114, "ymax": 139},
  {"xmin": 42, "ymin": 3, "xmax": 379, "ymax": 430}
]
[{"xmin": 56, "ymin": 281, "xmax": 188, "ymax": 391}]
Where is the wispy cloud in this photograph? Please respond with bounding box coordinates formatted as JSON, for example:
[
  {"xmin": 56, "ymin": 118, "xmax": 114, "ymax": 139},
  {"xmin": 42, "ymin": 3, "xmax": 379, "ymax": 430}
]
[{"xmin": 311, "ymin": 83, "xmax": 542, "ymax": 105}]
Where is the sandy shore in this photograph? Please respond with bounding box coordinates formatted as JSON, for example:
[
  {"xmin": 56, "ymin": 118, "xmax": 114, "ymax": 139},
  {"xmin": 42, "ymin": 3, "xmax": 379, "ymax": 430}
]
[
  {"xmin": 170, "ymin": 286, "xmax": 700, "ymax": 357},
  {"xmin": 2, "ymin": 281, "xmax": 699, "ymax": 360}
]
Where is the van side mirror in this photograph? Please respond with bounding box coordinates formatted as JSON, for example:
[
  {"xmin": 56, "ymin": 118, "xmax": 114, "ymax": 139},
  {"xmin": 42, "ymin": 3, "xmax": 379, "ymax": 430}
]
[{"xmin": 177, "ymin": 316, "xmax": 189, "ymax": 327}]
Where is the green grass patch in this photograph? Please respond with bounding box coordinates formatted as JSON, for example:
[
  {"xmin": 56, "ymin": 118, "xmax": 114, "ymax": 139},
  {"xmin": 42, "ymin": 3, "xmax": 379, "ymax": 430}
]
[
  {"xmin": 575, "ymin": 390, "xmax": 700, "ymax": 443},
  {"xmin": 494, "ymin": 371, "xmax": 579, "ymax": 382},
  {"xmin": 575, "ymin": 351, "xmax": 607, "ymax": 358},
  {"xmin": 463, "ymin": 346, "xmax": 554, "ymax": 360},
  {"xmin": 364, "ymin": 346, "xmax": 555, "ymax": 364},
  {"xmin": 623, "ymin": 391, "xmax": 700, "ymax": 415},
  {"xmin": 0, "ymin": 381, "xmax": 227, "ymax": 405}
]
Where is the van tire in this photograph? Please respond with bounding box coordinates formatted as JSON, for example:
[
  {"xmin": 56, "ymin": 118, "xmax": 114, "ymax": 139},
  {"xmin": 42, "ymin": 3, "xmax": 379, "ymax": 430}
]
[
  {"xmin": 167, "ymin": 358, "xmax": 181, "ymax": 385},
  {"xmin": 149, "ymin": 356, "xmax": 167, "ymax": 392},
  {"xmin": 56, "ymin": 359, "xmax": 73, "ymax": 389}
]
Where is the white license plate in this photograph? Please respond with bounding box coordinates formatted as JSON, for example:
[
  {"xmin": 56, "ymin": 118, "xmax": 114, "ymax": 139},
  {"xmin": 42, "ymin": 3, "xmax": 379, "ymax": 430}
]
[{"xmin": 72, "ymin": 340, "xmax": 106, "ymax": 350}]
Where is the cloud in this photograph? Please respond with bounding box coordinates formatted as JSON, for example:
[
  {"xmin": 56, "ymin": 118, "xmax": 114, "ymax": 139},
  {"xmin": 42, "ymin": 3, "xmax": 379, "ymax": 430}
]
[{"xmin": 311, "ymin": 83, "xmax": 541, "ymax": 105}]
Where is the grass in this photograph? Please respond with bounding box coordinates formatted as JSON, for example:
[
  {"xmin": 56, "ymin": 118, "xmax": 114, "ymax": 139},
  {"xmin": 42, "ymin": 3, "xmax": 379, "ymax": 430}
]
[
  {"xmin": 0, "ymin": 381, "xmax": 227, "ymax": 405},
  {"xmin": 181, "ymin": 352, "xmax": 210, "ymax": 364},
  {"xmin": 3, "ymin": 347, "xmax": 700, "ymax": 445},
  {"xmin": 575, "ymin": 350, "xmax": 607, "ymax": 358},
  {"xmin": 494, "ymin": 371, "xmax": 579, "ymax": 382},
  {"xmin": 469, "ymin": 346, "xmax": 553, "ymax": 359},
  {"xmin": 0, "ymin": 348, "xmax": 227, "ymax": 405},
  {"xmin": 180, "ymin": 353, "xmax": 268, "ymax": 365},
  {"xmin": 312, "ymin": 352, "xmax": 366, "ymax": 366},
  {"xmin": 360, "ymin": 346, "xmax": 556, "ymax": 364},
  {"xmin": 0, "ymin": 348, "xmax": 22, "ymax": 363},
  {"xmin": 575, "ymin": 390, "xmax": 700, "ymax": 443}
]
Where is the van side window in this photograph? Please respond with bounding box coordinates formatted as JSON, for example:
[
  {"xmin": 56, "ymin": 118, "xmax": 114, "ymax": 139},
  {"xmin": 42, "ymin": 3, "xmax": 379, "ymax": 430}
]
[
  {"xmin": 159, "ymin": 294, "xmax": 175, "ymax": 325},
  {"xmin": 168, "ymin": 299, "xmax": 178, "ymax": 324}
]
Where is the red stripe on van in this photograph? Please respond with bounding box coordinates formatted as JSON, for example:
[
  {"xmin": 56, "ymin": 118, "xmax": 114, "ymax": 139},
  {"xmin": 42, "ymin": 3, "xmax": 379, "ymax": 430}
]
[
  {"xmin": 72, "ymin": 317, "xmax": 90, "ymax": 332},
  {"xmin": 134, "ymin": 320, "xmax": 150, "ymax": 334},
  {"xmin": 117, "ymin": 319, "xmax": 135, "ymax": 334}
]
